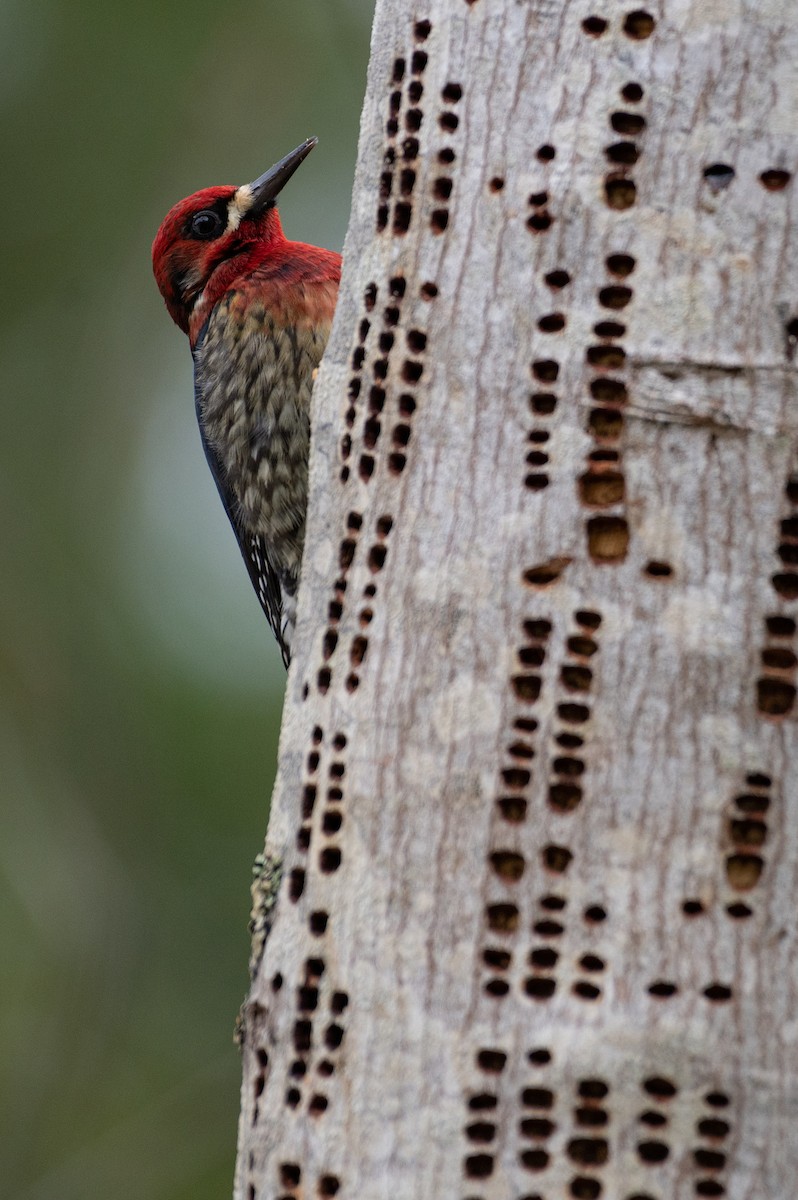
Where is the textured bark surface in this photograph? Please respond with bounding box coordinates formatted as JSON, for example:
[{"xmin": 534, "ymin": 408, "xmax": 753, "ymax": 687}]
[{"xmin": 235, "ymin": 2, "xmax": 798, "ymax": 1198}]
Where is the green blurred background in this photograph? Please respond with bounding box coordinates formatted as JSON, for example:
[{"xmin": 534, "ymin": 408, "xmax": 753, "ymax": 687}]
[{"xmin": 1, "ymin": 1, "xmax": 372, "ymax": 1195}]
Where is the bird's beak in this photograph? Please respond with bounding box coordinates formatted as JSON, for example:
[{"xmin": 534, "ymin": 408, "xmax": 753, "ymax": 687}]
[{"xmin": 245, "ymin": 137, "xmax": 318, "ymax": 216}]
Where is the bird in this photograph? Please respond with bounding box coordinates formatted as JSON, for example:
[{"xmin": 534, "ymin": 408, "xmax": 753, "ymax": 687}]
[{"xmin": 152, "ymin": 137, "xmax": 341, "ymax": 666}]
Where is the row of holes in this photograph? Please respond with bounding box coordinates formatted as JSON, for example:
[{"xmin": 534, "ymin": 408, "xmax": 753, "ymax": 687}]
[
  {"xmin": 375, "ymin": 279, "xmax": 423, "ymax": 478},
  {"xmin": 486, "ymin": 897, "xmax": 607, "ymax": 937},
  {"xmin": 683, "ymin": 773, "xmax": 773, "ymax": 916},
  {"xmin": 546, "ymin": 612, "xmax": 601, "ymax": 814},
  {"xmin": 268, "ymin": 968, "xmax": 346, "ymax": 1114},
  {"xmin": 337, "ymin": 264, "xmax": 428, "ymax": 693},
  {"xmin": 363, "ymin": 274, "xmax": 430, "ymax": 480},
  {"xmin": 246, "ymin": 728, "xmax": 349, "ymax": 1192},
  {"xmin": 247, "ymin": 984, "xmax": 347, "ymax": 1180},
  {"xmin": 646, "ymin": 979, "xmax": 733, "ymax": 1002},
  {"xmin": 329, "ymin": 301, "xmax": 379, "ymax": 702},
  {"xmin": 344, "ymin": 277, "xmax": 422, "ymax": 488},
  {"xmin": 378, "ymin": 39, "xmax": 429, "ymax": 235},
  {"xmin": 582, "ymin": 10, "xmax": 656, "ymax": 39},
  {"xmin": 252, "ymin": 1042, "xmax": 269, "ymax": 1127},
  {"xmin": 691, "ymin": 1088, "xmax": 734, "ymax": 1198},
  {"xmin": 525, "ymin": 289, "xmax": 561, "ymax": 478},
  {"xmin": 330, "ymin": 278, "xmax": 413, "ymax": 696},
  {"xmin": 631, "ymin": 1078, "xmax": 734, "ymax": 1194},
  {"xmin": 481, "ymin": 619, "xmax": 552, "ymax": 996},
  {"xmin": 491, "ymin": 840, "xmax": 575, "ymax": 879},
  {"xmin": 703, "ymin": 162, "xmax": 793, "ymax": 192},
  {"xmin": 725, "ymin": 772, "xmax": 771, "ymax": 898},
  {"xmin": 429, "ymin": 83, "xmax": 460, "ymax": 235},
  {"xmin": 588, "ymin": 75, "xmax": 645, "ymax": 545},
  {"xmin": 290, "ymin": 730, "xmax": 347, "ymax": 899},
  {"xmin": 581, "ymin": 37, "xmax": 646, "ymax": 560},
  {"xmin": 602, "ymin": 71, "xmax": 648, "ymax": 210},
  {"xmin": 296, "ymin": 732, "xmax": 347, "ymax": 865},
  {"xmin": 770, "ymin": 473, "xmax": 798, "ymax": 600},
  {"xmin": 277, "ymin": 1162, "xmax": 339, "ymax": 1198},
  {"xmin": 580, "ymin": 86, "xmax": 646, "ymax": 564},
  {"xmin": 580, "ymin": 249, "xmax": 630, "ymax": 555},
  {"xmin": 379, "ymin": 22, "xmax": 461, "ymax": 238},
  {"xmin": 342, "ymin": 283, "xmax": 374, "ymax": 473},
  {"xmin": 757, "ymin": 472, "xmax": 798, "ymax": 716},
  {"xmin": 284, "ymin": 965, "xmax": 348, "ymax": 1114},
  {"xmin": 523, "ymin": 257, "xmax": 565, "ymax": 477},
  {"xmin": 525, "ymin": 269, "xmax": 571, "ymax": 508},
  {"xmin": 587, "ymin": 272, "xmax": 675, "ymax": 573},
  {"xmin": 523, "ymin": 110, "xmax": 561, "ymax": 229},
  {"xmin": 326, "ymin": 517, "xmax": 380, "ymax": 679},
  {"xmin": 322, "ymin": 558, "xmax": 380, "ymax": 696},
  {"xmin": 343, "ymin": 517, "xmax": 390, "ymax": 693},
  {"xmin": 281, "ymin": 729, "xmax": 349, "ymax": 1121},
  {"xmin": 343, "ymin": 279, "xmax": 389, "ymax": 480}
]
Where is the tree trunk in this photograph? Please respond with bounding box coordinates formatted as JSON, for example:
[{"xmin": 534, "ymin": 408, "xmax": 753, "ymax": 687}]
[{"xmin": 235, "ymin": 2, "xmax": 798, "ymax": 1197}]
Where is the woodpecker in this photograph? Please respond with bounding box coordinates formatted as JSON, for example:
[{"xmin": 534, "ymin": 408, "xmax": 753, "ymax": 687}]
[{"xmin": 152, "ymin": 138, "xmax": 341, "ymax": 665}]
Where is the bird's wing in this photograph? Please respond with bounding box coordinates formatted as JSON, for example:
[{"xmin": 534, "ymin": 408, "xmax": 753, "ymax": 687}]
[
  {"xmin": 192, "ymin": 352, "xmax": 292, "ymax": 667},
  {"xmin": 188, "ymin": 254, "xmax": 340, "ymax": 667}
]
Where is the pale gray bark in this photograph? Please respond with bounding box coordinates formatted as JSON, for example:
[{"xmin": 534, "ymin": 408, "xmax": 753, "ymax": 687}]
[{"xmin": 235, "ymin": 2, "xmax": 798, "ymax": 1197}]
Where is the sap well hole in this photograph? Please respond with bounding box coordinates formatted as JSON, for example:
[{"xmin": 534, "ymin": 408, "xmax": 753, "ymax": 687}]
[
  {"xmin": 623, "ymin": 10, "xmax": 656, "ymax": 38},
  {"xmin": 637, "ymin": 1140, "xmax": 669, "ymax": 1163},
  {"xmin": 703, "ymin": 163, "xmax": 736, "ymax": 191},
  {"xmin": 587, "ymin": 516, "xmax": 629, "ymax": 562},
  {"xmin": 466, "ymin": 1120, "xmax": 497, "ymax": 1142},
  {"xmin": 477, "ymin": 1048, "xmax": 507, "ymax": 1072},
  {"xmin": 606, "ymin": 253, "xmax": 636, "ymax": 276},
  {"xmin": 648, "ymin": 980, "xmax": 678, "ymax": 997},
  {"xmin": 611, "ymin": 111, "xmax": 647, "ymax": 135},
  {"xmin": 605, "ymin": 176, "xmax": 637, "ymax": 209},
  {"xmin": 490, "ymin": 850, "xmax": 526, "ymax": 880},
  {"xmin": 760, "ymin": 169, "xmax": 791, "ymax": 190},
  {"xmin": 607, "ymin": 141, "xmax": 640, "ymax": 165}
]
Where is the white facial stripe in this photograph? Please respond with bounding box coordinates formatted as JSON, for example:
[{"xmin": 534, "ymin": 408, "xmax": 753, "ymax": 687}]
[
  {"xmin": 227, "ymin": 184, "xmax": 254, "ymax": 232},
  {"xmin": 181, "ymin": 263, "xmax": 204, "ymax": 293}
]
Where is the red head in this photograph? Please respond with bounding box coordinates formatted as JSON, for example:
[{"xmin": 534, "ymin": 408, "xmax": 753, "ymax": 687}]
[{"xmin": 152, "ymin": 137, "xmax": 317, "ymax": 338}]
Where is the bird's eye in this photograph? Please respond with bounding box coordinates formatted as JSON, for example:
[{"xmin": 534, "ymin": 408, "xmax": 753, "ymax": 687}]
[{"xmin": 189, "ymin": 209, "xmax": 225, "ymax": 239}]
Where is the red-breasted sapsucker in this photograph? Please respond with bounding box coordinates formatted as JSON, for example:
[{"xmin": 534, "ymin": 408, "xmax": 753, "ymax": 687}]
[{"xmin": 152, "ymin": 138, "xmax": 341, "ymax": 665}]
